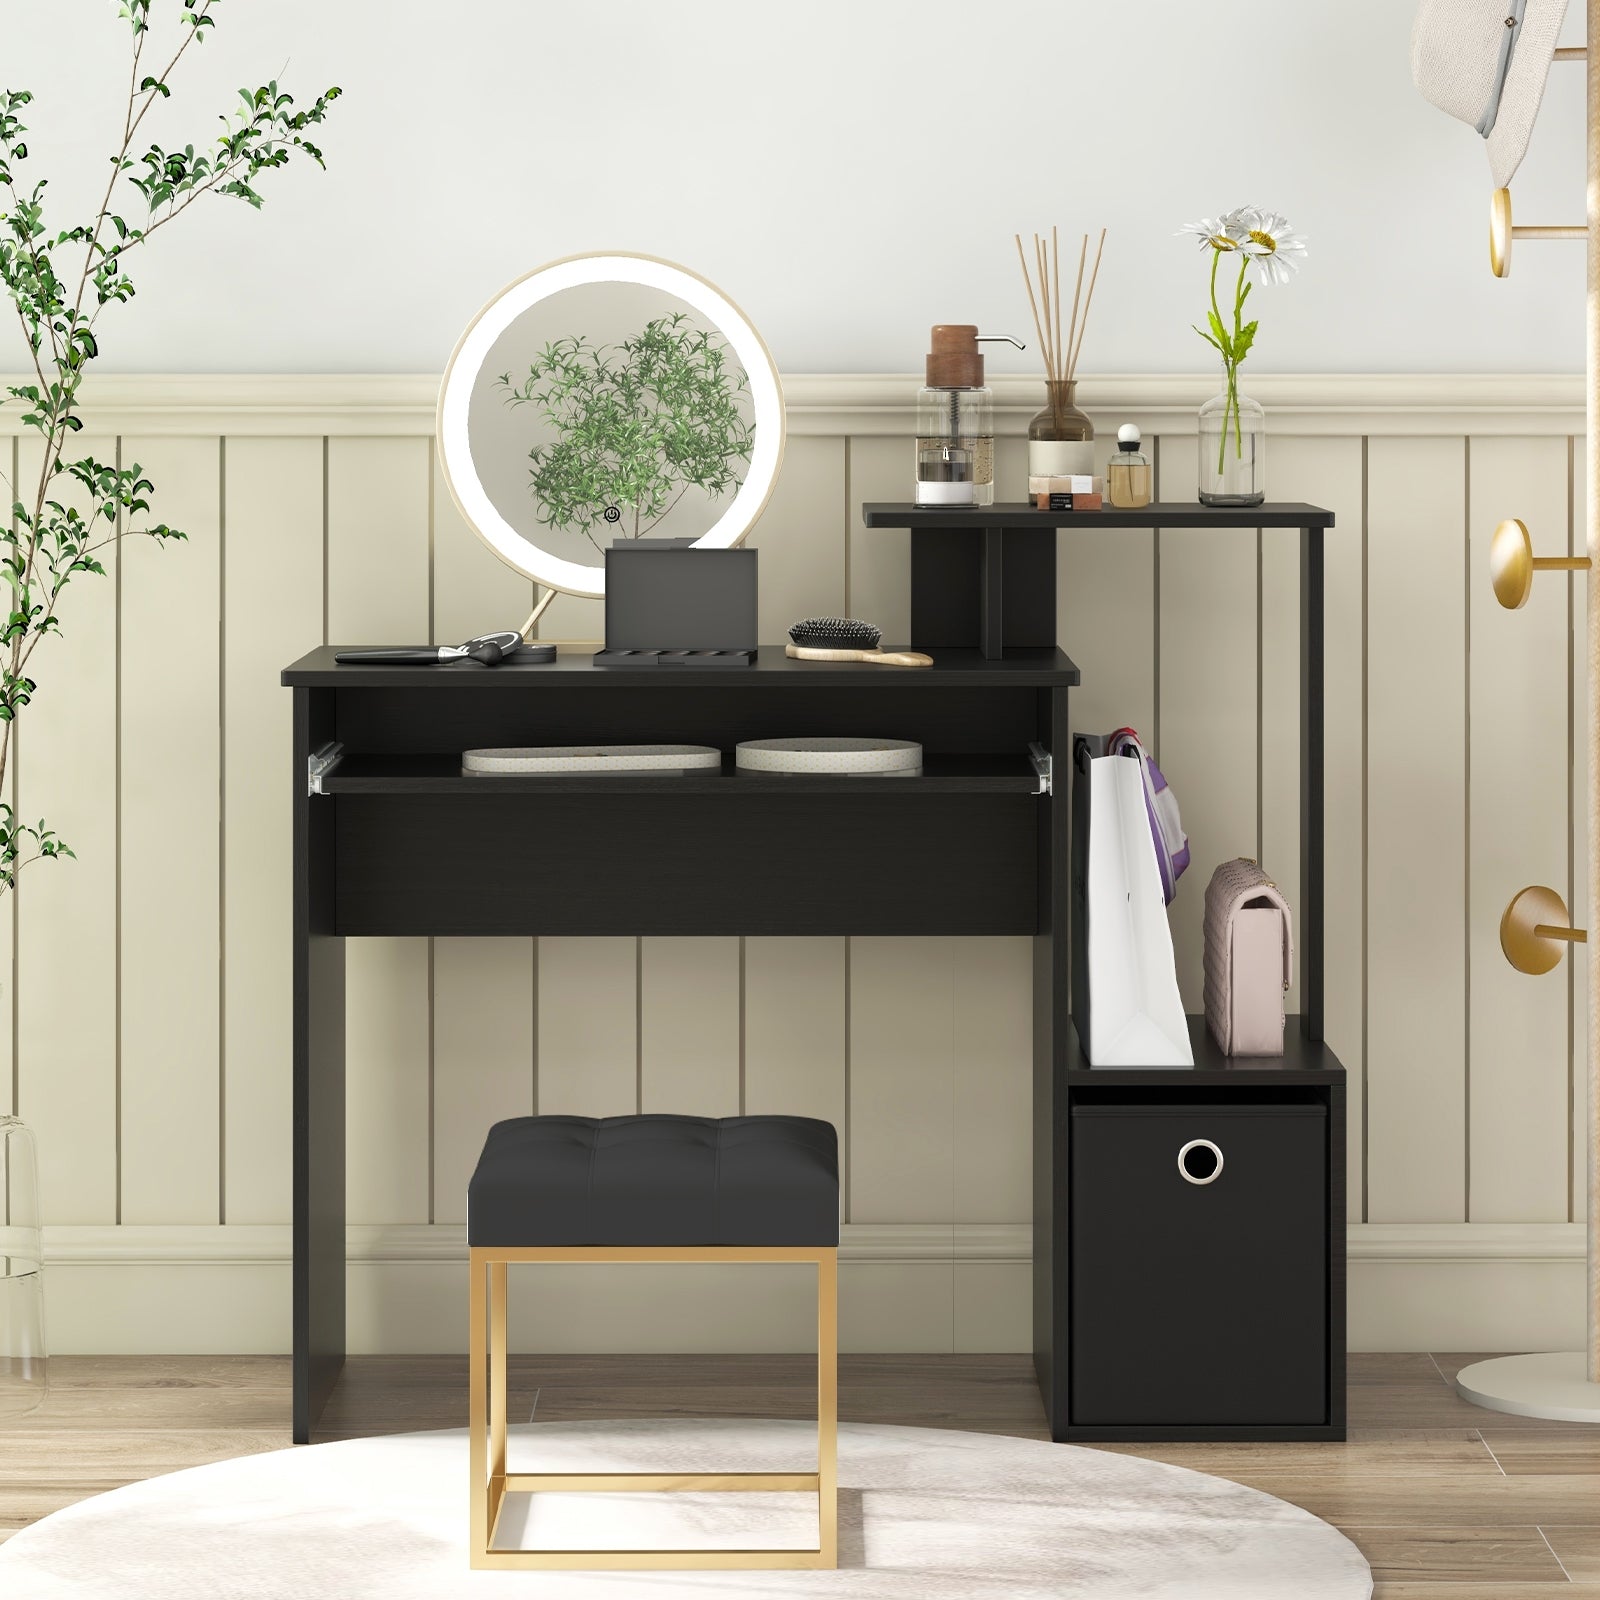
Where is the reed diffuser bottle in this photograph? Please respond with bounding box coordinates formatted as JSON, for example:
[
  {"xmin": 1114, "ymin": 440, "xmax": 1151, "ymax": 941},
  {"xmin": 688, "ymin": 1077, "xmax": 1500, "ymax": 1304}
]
[{"xmin": 1016, "ymin": 227, "xmax": 1107, "ymax": 485}]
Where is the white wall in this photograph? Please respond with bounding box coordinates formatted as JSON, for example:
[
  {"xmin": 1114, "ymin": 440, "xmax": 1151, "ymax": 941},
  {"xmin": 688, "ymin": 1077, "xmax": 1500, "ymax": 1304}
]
[
  {"xmin": 4, "ymin": 371, "xmax": 1593, "ymax": 1356},
  {"xmin": 0, "ymin": 0, "xmax": 1588, "ymax": 375}
]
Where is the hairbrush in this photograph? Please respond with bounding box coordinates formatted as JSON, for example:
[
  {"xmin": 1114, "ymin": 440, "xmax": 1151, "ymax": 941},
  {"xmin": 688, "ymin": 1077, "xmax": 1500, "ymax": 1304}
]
[{"xmin": 786, "ymin": 618, "xmax": 932, "ymax": 668}]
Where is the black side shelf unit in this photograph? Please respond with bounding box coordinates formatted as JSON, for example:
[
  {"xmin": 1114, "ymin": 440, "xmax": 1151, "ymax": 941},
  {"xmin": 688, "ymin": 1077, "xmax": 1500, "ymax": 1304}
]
[{"xmin": 867, "ymin": 501, "xmax": 1346, "ymax": 1443}]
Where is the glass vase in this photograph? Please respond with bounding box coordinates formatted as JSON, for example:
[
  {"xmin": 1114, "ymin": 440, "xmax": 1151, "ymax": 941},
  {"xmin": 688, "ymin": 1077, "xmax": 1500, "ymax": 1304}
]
[
  {"xmin": 1198, "ymin": 378, "xmax": 1265, "ymax": 507},
  {"xmin": 1027, "ymin": 379, "xmax": 1095, "ymax": 481},
  {"xmin": 0, "ymin": 1115, "xmax": 47, "ymax": 1419}
]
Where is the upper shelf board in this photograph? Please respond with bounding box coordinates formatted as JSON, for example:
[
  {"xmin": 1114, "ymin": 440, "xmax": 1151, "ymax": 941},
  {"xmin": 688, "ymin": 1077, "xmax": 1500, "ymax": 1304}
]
[{"xmin": 862, "ymin": 501, "xmax": 1336, "ymax": 530}]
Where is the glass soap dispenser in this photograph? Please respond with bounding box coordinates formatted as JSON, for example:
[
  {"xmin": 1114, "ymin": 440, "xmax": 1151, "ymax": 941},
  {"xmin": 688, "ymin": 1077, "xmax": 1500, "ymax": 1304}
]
[
  {"xmin": 914, "ymin": 326, "xmax": 1021, "ymax": 507},
  {"xmin": 1107, "ymin": 423, "xmax": 1152, "ymax": 509}
]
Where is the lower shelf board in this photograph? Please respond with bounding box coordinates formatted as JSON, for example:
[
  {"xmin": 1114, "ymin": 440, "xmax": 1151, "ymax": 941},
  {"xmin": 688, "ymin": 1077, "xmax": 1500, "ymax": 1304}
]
[
  {"xmin": 1062, "ymin": 1014, "xmax": 1347, "ymax": 1085},
  {"xmin": 321, "ymin": 750, "xmax": 1042, "ymax": 796}
]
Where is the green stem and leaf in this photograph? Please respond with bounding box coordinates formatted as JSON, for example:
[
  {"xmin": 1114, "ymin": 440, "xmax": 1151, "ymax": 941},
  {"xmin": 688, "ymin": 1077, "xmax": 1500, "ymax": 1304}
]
[
  {"xmin": 1193, "ymin": 249, "xmax": 1257, "ymax": 476},
  {"xmin": 0, "ymin": 2, "xmax": 338, "ymax": 896}
]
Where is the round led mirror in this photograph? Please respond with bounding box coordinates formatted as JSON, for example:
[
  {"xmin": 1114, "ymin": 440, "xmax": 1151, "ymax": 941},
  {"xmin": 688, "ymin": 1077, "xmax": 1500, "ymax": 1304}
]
[{"xmin": 437, "ymin": 253, "xmax": 785, "ymax": 610}]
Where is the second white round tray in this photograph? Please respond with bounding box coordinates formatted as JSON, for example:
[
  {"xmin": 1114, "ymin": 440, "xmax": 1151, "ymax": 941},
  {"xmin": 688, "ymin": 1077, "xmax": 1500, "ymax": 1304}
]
[{"xmin": 735, "ymin": 737, "xmax": 923, "ymax": 776}]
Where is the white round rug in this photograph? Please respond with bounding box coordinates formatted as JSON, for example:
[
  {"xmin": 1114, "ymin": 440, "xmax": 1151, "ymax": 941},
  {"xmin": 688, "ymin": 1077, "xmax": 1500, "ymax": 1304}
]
[{"xmin": 0, "ymin": 1419, "xmax": 1372, "ymax": 1598}]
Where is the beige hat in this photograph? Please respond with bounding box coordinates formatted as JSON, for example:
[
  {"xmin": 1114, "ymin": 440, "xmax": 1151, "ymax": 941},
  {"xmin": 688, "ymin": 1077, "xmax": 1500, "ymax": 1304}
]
[{"xmin": 1412, "ymin": 0, "xmax": 1570, "ymax": 187}]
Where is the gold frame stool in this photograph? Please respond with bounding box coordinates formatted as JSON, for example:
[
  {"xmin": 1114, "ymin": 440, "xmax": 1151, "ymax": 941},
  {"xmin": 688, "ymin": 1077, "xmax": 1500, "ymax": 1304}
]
[{"xmin": 465, "ymin": 1115, "xmax": 839, "ymax": 1571}]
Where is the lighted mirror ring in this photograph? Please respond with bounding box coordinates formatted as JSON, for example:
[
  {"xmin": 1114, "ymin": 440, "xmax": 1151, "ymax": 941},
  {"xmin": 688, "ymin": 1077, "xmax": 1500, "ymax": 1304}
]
[{"xmin": 436, "ymin": 252, "xmax": 786, "ymax": 602}]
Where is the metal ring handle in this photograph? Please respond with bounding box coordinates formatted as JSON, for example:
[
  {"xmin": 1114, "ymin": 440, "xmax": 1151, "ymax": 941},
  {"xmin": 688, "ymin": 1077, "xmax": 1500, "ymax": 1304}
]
[{"xmin": 1177, "ymin": 1138, "xmax": 1224, "ymax": 1186}]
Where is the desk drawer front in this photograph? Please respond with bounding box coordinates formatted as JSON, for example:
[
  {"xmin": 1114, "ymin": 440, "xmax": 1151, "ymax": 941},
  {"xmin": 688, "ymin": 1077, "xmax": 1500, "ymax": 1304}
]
[{"xmin": 334, "ymin": 794, "xmax": 1039, "ymax": 936}]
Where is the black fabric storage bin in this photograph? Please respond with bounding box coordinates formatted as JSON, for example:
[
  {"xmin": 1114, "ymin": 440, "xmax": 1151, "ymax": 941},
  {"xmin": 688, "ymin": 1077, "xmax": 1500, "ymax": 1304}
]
[{"xmin": 1069, "ymin": 1100, "xmax": 1328, "ymax": 1428}]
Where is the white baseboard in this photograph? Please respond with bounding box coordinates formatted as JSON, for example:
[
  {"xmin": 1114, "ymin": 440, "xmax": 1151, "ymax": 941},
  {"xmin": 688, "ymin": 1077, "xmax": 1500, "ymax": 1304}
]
[{"xmin": 34, "ymin": 1221, "xmax": 1593, "ymax": 1357}]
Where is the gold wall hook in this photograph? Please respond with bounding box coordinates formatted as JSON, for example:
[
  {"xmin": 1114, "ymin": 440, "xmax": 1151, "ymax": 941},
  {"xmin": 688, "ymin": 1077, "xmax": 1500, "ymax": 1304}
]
[
  {"xmin": 1502, "ymin": 885, "xmax": 1588, "ymax": 975},
  {"xmin": 1490, "ymin": 517, "xmax": 1592, "ymax": 608},
  {"xmin": 1490, "ymin": 189, "xmax": 1586, "ymax": 277}
]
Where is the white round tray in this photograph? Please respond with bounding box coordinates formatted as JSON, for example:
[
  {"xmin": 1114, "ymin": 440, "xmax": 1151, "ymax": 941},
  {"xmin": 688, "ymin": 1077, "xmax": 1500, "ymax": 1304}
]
[
  {"xmin": 463, "ymin": 745, "xmax": 721, "ymax": 775},
  {"xmin": 735, "ymin": 737, "xmax": 923, "ymax": 775}
]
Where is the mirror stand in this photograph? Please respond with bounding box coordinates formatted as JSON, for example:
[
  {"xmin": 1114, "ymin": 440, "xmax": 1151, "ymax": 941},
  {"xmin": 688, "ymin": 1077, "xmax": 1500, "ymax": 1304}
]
[{"xmin": 519, "ymin": 586, "xmax": 559, "ymax": 644}]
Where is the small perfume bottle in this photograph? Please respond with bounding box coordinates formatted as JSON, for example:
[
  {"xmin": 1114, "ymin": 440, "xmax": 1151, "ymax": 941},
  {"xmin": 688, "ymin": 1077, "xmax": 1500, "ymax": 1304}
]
[{"xmin": 1107, "ymin": 423, "xmax": 1152, "ymax": 509}]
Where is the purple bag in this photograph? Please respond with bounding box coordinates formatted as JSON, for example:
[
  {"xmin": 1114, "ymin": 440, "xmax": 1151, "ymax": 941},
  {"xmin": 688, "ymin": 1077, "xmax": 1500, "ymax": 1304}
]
[{"xmin": 1106, "ymin": 728, "xmax": 1190, "ymax": 904}]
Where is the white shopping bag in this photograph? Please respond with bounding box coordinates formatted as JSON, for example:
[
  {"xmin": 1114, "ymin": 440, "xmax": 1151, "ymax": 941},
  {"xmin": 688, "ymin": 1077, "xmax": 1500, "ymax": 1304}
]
[{"xmin": 1084, "ymin": 750, "xmax": 1193, "ymax": 1066}]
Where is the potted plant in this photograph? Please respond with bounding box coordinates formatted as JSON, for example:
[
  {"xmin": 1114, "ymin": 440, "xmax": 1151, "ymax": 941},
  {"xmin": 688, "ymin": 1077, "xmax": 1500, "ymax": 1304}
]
[
  {"xmin": 497, "ymin": 312, "xmax": 755, "ymax": 549},
  {"xmin": 0, "ymin": 0, "xmax": 338, "ymax": 1417},
  {"xmin": 1180, "ymin": 206, "xmax": 1307, "ymax": 506}
]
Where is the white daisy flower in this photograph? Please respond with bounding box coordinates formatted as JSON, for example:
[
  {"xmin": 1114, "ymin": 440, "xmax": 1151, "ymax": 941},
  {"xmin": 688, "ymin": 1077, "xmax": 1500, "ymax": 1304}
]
[
  {"xmin": 1177, "ymin": 216, "xmax": 1245, "ymax": 252},
  {"xmin": 1221, "ymin": 206, "xmax": 1307, "ymax": 285}
]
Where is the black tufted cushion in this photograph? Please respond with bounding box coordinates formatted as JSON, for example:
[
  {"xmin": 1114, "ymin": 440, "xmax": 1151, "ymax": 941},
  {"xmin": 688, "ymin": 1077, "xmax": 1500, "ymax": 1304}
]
[{"xmin": 467, "ymin": 1115, "xmax": 839, "ymax": 1248}]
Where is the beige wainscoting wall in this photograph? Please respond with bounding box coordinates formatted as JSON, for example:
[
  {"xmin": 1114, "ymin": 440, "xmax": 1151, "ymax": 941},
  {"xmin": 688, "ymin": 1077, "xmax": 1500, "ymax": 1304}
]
[{"xmin": 1, "ymin": 372, "xmax": 1589, "ymax": 1355}]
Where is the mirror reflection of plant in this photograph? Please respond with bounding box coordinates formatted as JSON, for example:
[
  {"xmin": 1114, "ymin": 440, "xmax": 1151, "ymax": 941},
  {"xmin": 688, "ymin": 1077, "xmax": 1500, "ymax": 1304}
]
[
  {"xmin": 497, "ymin": 313, "xmax": 754, "ymax": 550},
  {"xmin": 0, "ymin": 0, "xmax": 339, "ymax": 893}
]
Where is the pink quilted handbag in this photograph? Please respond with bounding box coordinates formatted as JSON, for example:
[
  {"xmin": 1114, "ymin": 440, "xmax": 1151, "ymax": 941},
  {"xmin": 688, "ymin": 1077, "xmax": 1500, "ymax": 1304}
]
[{"xmin": 1203, "ymin": 858, "xmax": 1294, "ymax": 1056}]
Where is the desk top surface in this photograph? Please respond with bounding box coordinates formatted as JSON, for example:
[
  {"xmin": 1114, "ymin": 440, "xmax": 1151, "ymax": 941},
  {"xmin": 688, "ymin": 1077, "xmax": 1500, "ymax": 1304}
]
[{"xmin": 283, "ymin": 645, "xmax": 1081, "ymax": 688}]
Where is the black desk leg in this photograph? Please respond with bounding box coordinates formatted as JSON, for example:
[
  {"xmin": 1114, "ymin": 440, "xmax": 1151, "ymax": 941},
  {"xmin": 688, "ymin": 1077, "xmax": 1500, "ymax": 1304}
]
[
  {"xmin": 1300, "ymin": 526, "xmax": 1325, "ymax": 1043},
  {"xmin": 293, "ymin": 687, "xmax": 346, "ymax": 1441}
]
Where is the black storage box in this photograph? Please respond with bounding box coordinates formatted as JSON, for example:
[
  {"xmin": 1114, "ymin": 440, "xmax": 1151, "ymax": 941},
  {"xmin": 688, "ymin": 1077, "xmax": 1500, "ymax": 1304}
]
[
  {"xmin": 595, "ymin": 541, "xmax": 757, "ymax": 668},
  {"xmin": 1068, "ymin": 1097, "xmax": 1329, "ymax": 1427}
]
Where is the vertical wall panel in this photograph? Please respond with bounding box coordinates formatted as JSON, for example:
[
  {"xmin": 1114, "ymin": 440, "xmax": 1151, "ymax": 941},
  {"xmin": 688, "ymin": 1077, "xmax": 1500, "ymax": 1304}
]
[
  {"xmin": 1156, "ymin": 438, "xmax": 1258, "ymax": 1011},
  {"xmin": 431, "ymin": 937, "xmax": 534, "ymax": 1224},
  {"xmin": 1366, "ymin": 435, "xmax": 1468, "ymax": 1222},
  {"xmin": 222, "ymin": 437, "xmax": 324, "ymax": 1223},
  {"xmin": 0, "ymin": 440, "xmax": 15, "ymax": 1115},
  {"xmin": 639, "ymin": 937, "xmax": 741, "ymax": 1115},
  {"xmin": 846, "ymin": 438, "xmax": 911, "ymax": 643},
  {"xmin": 951, "ymin": 936, "xmax": 1032, "ymax": 1224},
  {"xmin": 427, "ymin": 457, "xmax": 539, "ymax": 1222},
  {"xmin": 119, "ymin": 436, "xmax": 221, "ymax": 1223},
  {"xmin": 342, "ymin": 938, "xmax": 431, "ymax": 1225},
  {"xmin": 746, "ymin": 435, "xmax": 847, "ymax": 640},
  {"xmin": 327, "ymin": 438, "xmax": 433, "ymax": 1224},
  {"xmin": 743, "ymin": 936, "xmax": 847, "ymax": 1130},
  {"xmin": 1271, "ymin": 436, "xmax": 1366, "ymax": 1216},
  {"xmin": 431, "ymin": 452, "xmax": 534, "ymax": 646},
  {"xmin": 1469, "ymin": 435, "xmax": 1570, "ymax": 1221},
  {"xmin": 15, "ymin": 436, "xmax": 118, "ymax": 1223},
  {"xmin": 537, "ymin": 937, "xmax": 638, "ymax": 1115},
  {"xmin": 1572, "ymin": 439, "xmax": 1589, "ymax": 1224},
  {"xmin": 1058, "ymin": 520, "xmax": 1156, "ymax": 742},
  {"xmin": 849, "ymin": 937, "xmax": 953, "ymax": 1223}
]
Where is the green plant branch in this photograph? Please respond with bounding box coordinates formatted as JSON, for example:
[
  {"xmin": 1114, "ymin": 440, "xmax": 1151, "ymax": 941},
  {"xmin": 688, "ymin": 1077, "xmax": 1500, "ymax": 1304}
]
[{"xmin": 0, "ymin": 0, "xmax": 338, "ymax": 895}]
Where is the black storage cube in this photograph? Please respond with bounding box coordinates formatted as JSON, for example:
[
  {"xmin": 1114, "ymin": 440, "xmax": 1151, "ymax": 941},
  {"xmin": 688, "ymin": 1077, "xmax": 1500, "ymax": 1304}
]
[{"xmin": 1069, "ymin": 1099, "xmax": 1328, "ymax": 1428}]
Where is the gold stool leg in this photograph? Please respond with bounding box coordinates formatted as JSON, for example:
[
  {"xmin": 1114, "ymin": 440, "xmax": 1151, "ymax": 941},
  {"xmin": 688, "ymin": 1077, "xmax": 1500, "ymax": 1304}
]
[
  {"xmin": 817, "ymin": 1248, "xmax": 838, "ymax": 1568},
  {"xmin": 490, "ymin": 1261, "xmax": 509, "ymax": 1535},
  {"xmin": 468, "ymin": 1249, "xmax": 489, "ymax": 1567}
]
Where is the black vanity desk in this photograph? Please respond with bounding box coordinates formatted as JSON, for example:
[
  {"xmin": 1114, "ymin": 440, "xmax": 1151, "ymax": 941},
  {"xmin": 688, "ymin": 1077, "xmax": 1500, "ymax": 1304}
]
[
  {"xmin": 282, "ymin": 644, "xmax": 1079, "ymax": 1440},
  {"xmin": 284, "ymin": 497, "xmax": 1345, "ymax": 1445}
]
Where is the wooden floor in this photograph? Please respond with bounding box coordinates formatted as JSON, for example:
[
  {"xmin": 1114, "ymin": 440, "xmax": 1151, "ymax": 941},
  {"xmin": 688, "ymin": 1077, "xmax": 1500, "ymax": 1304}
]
[{"xmin": 3, "ymin": 1352, "xmax": 1600, "ymax": 1593}]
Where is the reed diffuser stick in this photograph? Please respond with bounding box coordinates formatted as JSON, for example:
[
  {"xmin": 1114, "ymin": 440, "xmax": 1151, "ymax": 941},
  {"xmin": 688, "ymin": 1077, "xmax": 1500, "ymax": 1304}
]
[
  {"xmin": 1015, "ymin": 232, "xmax": 1050, "ymax": 379},
  {"xmin": 1063, "ymin": 233, "xmax": 1087, "ymax": 388},
  {"xmin": 1069, "ymin": 227, "xmax": 1108, "ymax": 381},
  {"xmin": 1052, "ymin": 224, "xmax": 1062, "ymax": 384},
  {"xmin": 1035, "ymin": 234, "xmax": 1055, "ymax": 383}
]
